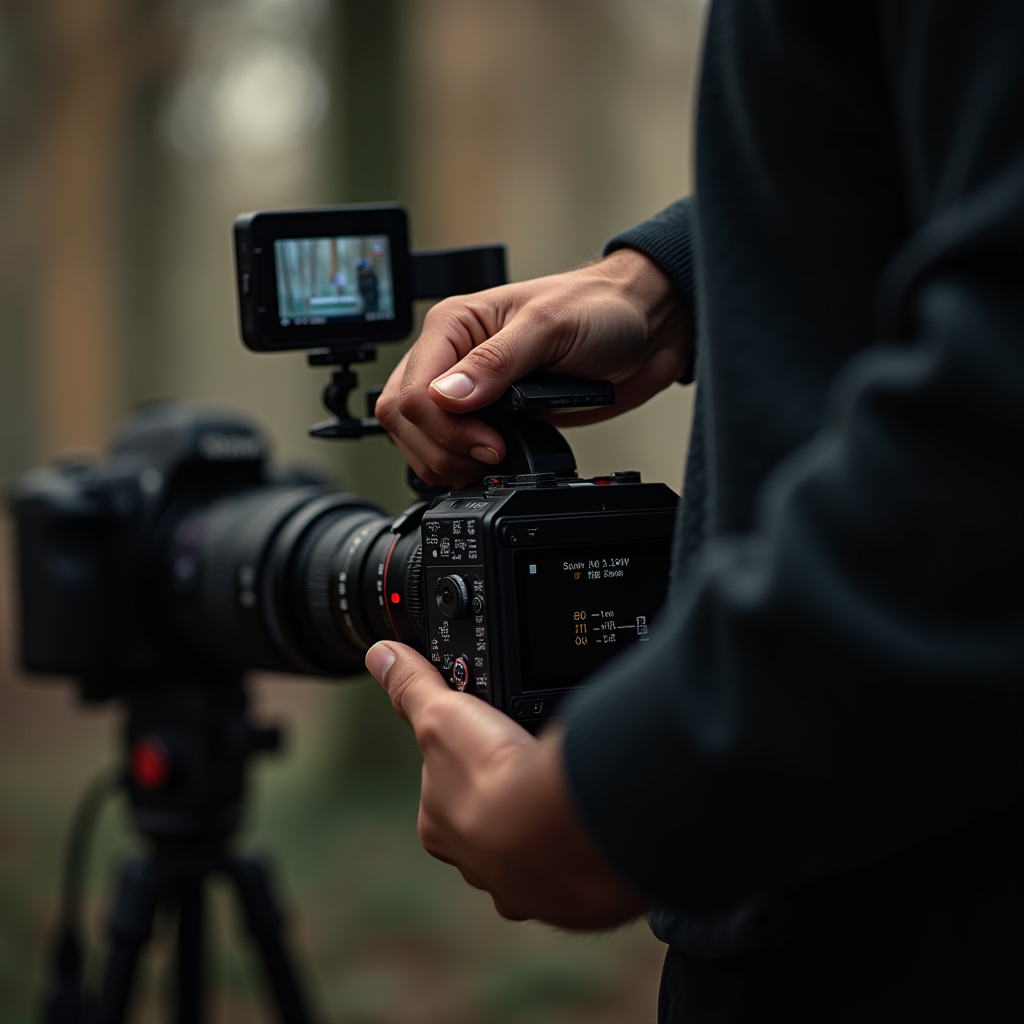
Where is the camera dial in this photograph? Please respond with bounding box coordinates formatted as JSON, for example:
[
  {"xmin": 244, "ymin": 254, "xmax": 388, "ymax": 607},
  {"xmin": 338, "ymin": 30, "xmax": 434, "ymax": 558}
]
[
  {"xmin": 435, "ymin": 575, "xmax": 469, "ymax": 619},
  {"xmin": 451, "ymin": 654, "xmax": 472, "ymax": 691}
]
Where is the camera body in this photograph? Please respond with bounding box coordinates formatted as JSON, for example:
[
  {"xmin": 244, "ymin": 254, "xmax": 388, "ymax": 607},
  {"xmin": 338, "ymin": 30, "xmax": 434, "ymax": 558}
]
[
  {"xmin": 10, "ymin": 404, "xmax": 285, "ymax": 693},
  {"xmin": 11, "ymin": 403, "xmax": 676, "ymax": 724},
  {"xmin": 419, "ymin": 474, "xmax": 675, "ymax": 724}
]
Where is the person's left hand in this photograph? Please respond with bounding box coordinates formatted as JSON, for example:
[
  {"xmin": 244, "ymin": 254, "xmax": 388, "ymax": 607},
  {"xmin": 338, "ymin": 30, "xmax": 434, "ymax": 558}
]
[{"xmin": 365, "ymin": 640, "xmax": 651, "ymax": 929}]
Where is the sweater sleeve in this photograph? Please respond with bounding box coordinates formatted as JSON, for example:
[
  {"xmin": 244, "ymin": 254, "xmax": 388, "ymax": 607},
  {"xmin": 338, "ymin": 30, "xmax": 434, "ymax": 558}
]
[
  {"xmin": 604, "ymin": 197, "xmax": 697, "ymax": 383},
  {"xmin": 563, "ymin": 6, "xmax": 1024, "ymax": 911}
]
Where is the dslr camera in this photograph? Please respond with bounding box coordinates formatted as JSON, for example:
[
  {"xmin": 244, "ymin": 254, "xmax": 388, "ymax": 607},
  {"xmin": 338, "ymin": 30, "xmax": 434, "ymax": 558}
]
[{"xmin": 12, "ymin": 204, "xmax": 677, "ymax": 728}]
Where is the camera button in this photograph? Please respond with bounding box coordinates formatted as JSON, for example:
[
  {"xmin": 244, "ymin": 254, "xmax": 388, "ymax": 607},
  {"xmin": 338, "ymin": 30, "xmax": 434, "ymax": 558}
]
[
  {"xmin": 451, "ymin": 655, "xmax": 471, "ymax": 691},
  {"xmin": 511, "ymin": 697, "xmax": 546, "ymax": 720},
  {"xmin": 436, "ymin": 574, "xmax": 468, "ymax": 618}
]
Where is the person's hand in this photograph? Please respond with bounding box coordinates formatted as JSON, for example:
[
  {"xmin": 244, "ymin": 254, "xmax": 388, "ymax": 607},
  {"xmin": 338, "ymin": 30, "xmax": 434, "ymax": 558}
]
[
  {"xmin": 364, "ymin": 640, "xmax": 651, "ymax": 928},
  {"xmin": 375, "ymin": 248, "xmax": 692, "ymax": 486}
]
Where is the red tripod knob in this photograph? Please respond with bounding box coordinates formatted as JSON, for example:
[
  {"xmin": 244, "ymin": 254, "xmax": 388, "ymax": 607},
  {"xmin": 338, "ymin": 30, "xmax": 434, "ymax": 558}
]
[{"xmin": 130, "ymin": 736, "xmax": 171, "ymax": 790}]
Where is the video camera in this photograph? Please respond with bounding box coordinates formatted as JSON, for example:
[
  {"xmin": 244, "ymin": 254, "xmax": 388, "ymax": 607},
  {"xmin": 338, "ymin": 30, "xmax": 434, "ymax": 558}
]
[
  {"xmin": 10, "ymin": 204, "xmax": 680, "ymax": 1022},
  {"xmin": 12, "ymin": 203, "xmax": 678, "ymax": 728}
]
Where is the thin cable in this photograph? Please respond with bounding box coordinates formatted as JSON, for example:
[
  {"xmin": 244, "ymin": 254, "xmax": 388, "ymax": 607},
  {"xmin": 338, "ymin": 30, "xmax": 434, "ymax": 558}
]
[
  {"xmin": 44, "ymin": 767, "xmax": 119, "ymax": 1024},
  {"xmin": 58, "ymin": 767, "xmax": 119, "ymax": 930}
]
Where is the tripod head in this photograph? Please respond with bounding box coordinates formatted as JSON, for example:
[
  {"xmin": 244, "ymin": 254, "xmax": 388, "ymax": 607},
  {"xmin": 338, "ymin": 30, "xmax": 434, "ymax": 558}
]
[{"xmin": 122, "ymin": 677, "xmax": 280, "ymax": 843}]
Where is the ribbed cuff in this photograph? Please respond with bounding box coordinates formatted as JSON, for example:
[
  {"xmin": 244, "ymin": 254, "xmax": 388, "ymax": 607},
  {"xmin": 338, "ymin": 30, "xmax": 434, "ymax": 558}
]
[{"xmin": 603, "ymin": 196, "xmax": 697, "ymax": 384}]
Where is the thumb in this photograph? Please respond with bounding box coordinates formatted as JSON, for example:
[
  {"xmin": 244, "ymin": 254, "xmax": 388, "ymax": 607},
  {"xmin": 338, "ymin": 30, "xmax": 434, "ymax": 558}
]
[
  {"xmin": 428, "ymin": 314, "xmax": 565, "ymax": 413},
  {"xmin": 366, "ymin": 641, "xmax": 453, "ymax": 724}
]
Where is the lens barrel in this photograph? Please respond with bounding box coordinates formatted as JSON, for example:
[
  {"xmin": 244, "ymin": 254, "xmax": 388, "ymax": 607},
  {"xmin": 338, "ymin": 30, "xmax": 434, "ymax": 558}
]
[{"xmin": 165, "ymin": 485, "xmax": 425, "ymax": 675}]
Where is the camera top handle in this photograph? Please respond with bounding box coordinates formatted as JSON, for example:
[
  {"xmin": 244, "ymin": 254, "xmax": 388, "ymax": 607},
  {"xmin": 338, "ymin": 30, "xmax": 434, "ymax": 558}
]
[{"xmin": 305, "ymin": 243, "xmax": 615, "ymax": 488}]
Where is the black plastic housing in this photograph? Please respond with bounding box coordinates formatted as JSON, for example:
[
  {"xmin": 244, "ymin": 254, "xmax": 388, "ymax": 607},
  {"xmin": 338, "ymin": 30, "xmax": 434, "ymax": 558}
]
[
  {"xmin": 417, "ymin": 477, "xmax": 677, "ymax": 727},
  {"xmin": 10, "ymin": 403, "xmax": 677, "ymax": 727},
  {"xmin": 234, "ymin": 204, "xmax": 414, "ymax": 352}
]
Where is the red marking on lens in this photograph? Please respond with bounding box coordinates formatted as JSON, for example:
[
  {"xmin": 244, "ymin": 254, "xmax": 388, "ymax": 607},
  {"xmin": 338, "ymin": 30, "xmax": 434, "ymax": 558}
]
[
  {"xmin": 383, "ymin": 534, "xmax": 401, "ymax": 638},
  {"xmin": 390, "ymin": 592, "xmax": 401, "ymax": 604},
  {"xmin": 594, "ymin": 479, "xmax": 611, "ymax": 486},
  {"xmin": 131, "ymin": 738, "xmax": 169, "ymax": 790}
]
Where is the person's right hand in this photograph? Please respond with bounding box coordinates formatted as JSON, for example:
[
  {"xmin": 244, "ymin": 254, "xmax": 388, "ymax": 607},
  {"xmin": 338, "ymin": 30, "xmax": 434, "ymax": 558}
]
[{"xmin": 374, "ymin": 248, "xmax": 692, "ymax": 487}]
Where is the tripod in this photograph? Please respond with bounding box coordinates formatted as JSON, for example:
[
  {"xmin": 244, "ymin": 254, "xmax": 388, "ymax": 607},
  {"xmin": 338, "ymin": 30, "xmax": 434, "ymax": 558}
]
[
  {"xmin": 45, "ymin": 679, "xmax": 316, "ymax": 1024},
  {"xmin": 96, "ymin": 839, "xmax": 310, "ymax": 1024}
]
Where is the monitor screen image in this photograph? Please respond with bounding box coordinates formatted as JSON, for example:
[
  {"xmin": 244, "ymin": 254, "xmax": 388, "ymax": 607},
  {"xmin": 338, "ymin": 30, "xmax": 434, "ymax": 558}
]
[{"xmin": 274, "ymin": 233, "xmax": 396, "ymax": 327}]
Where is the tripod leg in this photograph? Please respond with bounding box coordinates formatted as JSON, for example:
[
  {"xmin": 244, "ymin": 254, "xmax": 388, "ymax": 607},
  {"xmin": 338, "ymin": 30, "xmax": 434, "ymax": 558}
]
[
  {"xmin": 94, "ymin": 857, "xmax": 162, "ymax": 1024},
  {"xmin": 228, "ymin": 855, "xmax": 314, "ymax": 1024},
  {"xmin": 176, "ymin": 877, "xmax": 205, "ymax": 1024}
]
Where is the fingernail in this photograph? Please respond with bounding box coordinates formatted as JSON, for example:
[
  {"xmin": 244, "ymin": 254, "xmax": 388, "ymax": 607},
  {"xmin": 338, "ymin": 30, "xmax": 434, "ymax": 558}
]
[
  {"xmin": 470, "ymin": 445, "xmax": 501, "ymax": 465},
  {"xmin": 431, "ymin": 372, "xmax": 475, "ymax": 400},
  {"xmin": 366, "ymin": 642, "xmax": 396, "ymax": 684}
]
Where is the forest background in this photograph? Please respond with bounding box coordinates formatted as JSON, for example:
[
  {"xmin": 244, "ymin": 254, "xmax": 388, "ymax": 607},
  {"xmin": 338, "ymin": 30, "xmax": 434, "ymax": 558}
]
[{"xmin": 0, "ymin": 2, "xmax": 704, "ymax": 1020}]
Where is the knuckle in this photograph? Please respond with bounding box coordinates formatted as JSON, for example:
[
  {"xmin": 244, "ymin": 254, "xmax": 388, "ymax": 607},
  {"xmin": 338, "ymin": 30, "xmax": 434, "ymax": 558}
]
[
  {"xmin": 423, "ymin": 296, "xmax": 460, "ymax": 328},
  {"xmin": 415, "ymin": 704, "xmax": 445, "ymax": 750},
  {"xmin": 525, "ymin": 296, "xmax": 565, "ymax": 331},
  {"xmin": 385, "ymin": 667, "xmax": 416, "ymax": 717},
  {"xmin": 467, "ymin": 340, "xmax": 515, "ymax": 380},
  {"xmin": 417, "ymin": 820, "xmax": 441, "ymax": 857},
  {"xmin": 431, "ymin": 416, "xmax": 464, "ymax": 450},
  {"xmin": 374, "ymin": 389, "xmax": 399, "ymax": 430},
  {"xmin": 435, "ymin": 453, "xmax": 474, "ymax": 481},
  {"xmin": 413, "ymin": 463, "xmax": 451, "ymax": 488},
  {"xmin": 415, "ymin": 450, "xmax": 470, "ymax": 486},
  {"xmin": 396, "ymin": 383, "xmax": 422, "ymax": 420}
]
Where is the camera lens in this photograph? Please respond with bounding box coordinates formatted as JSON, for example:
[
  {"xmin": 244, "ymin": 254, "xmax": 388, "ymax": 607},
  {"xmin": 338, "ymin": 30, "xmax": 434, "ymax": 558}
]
[
  {"xmin": 163, "ymin": 486, "xmax": 426, "ymax": 676},
  {"xmin": 435, "ymin": 574, "xmax": 468, "ymax": 619}
]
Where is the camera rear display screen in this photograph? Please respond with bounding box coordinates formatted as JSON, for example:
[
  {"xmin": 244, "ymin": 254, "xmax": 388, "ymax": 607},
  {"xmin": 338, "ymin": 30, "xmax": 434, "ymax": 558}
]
[
  {"xmin": 514, "ymin": 541, "xmax": 669, "ymax": 691},
  {"xmin": 274, "ymin": 234, "xmax": 396, "ymax": 327}
]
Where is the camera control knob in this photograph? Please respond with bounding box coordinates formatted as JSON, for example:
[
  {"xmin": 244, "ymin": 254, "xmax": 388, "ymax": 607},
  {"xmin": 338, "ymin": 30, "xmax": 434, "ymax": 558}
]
[
  {"xmin": 451, "ymin": 655, "xmax": 472, "ymax": 692},
  {"xmin": 435, "ymin": 574, "xmax": 469, "ymax": 619},
  {"xmin": 130, "ymin": 736, "xmax": 172, "ymax": 791}
]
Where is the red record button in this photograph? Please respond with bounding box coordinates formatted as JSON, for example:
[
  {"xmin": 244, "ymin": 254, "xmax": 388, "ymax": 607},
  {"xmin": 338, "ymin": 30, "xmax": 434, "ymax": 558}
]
[{"xmin": 131, "ymin": 737, "xmax": 170, "ymax": 790}]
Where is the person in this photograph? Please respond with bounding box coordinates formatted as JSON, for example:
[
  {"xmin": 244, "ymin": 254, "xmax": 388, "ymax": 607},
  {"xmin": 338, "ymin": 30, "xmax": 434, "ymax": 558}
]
[{"xmin": 366, "ymin": 2, "xmax": 1023, "ymax": 1020}]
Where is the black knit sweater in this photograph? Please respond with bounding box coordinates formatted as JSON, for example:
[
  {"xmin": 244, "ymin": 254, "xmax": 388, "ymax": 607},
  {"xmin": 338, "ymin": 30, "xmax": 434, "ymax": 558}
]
[{"xmin": 563, "ymin": 2, "xmax": 1023, "ymax": 1019}]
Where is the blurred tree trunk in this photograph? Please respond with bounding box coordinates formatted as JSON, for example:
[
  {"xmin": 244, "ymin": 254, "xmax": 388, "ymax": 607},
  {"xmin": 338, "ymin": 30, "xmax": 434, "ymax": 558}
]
[
  {"xmin": 323, "ymin": 0, "xmax": 422, "ymax": 787},
  {"xmin": 35, "ymin": 0, "xmax": 172, "ymax": 457},
  {"xmin": 0, "ymin": 0, "xmax": 41, "ymax": 485}
]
